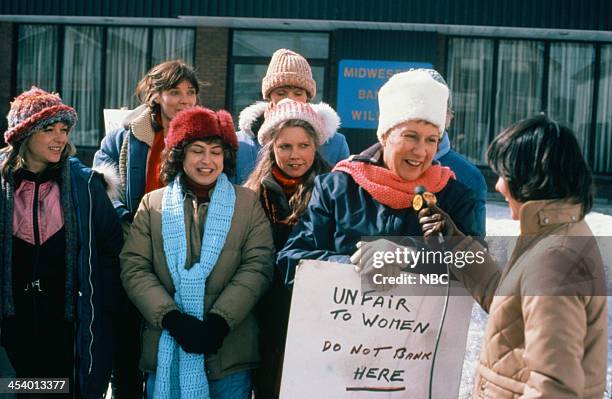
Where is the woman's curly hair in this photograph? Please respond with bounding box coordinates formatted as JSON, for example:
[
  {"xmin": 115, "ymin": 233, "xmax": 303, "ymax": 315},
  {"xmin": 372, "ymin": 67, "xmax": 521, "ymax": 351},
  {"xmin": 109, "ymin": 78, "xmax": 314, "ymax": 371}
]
[{"xmin": 160, "ymin": 136, "xmax": 237, "ymax": 185}]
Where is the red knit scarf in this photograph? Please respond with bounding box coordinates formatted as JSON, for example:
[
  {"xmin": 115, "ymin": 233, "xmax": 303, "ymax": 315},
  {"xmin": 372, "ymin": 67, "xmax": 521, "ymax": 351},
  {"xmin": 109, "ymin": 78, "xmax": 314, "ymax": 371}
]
[
  {"xmin": 144, "ymin": 114, "xmax": 166, "ymax": 194},
  {"xmin": 272, "ymin": 165, "xmax": 303, "ymax": 199},
  {"xmin": 333, "ymin": 160, "xmax": 455, "ymax": 209}
]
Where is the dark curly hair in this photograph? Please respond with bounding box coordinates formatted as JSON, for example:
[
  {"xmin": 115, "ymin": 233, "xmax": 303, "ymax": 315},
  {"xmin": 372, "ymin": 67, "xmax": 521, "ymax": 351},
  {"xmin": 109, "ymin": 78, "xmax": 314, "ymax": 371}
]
[
  {"xmin": 160, "ymin": 136, "xmax": 237, "ymax": 185},
  {"xmin": 487, "ymin": 114, "xmax": 593, "ymax": 215}
]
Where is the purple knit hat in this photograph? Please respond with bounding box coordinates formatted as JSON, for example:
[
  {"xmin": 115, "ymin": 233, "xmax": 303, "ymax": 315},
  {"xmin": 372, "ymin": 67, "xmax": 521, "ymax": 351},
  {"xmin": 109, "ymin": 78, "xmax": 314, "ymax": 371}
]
[{"xmin": 4, "ymin": 86, "xmax": 78, "ymax": 144}]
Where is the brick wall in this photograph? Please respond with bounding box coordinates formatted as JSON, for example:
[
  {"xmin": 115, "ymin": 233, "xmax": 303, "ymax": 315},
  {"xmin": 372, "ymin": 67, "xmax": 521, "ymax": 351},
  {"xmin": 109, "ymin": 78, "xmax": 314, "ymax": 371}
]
[
  {"xmin": 194, "ymin": 27, "xmax": 229, "ymax": 111},
  {"xmin": 0, "ymin": 22, "xmax": 13, "ymax": 143}
]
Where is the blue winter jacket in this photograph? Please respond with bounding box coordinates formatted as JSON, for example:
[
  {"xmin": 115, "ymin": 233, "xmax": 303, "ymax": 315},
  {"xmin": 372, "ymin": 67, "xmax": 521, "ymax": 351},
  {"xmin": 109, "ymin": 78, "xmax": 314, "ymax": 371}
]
[
  {"xmin": 435, "ymin": 131, "xmax": 487, "ymax": 236},
  {"xmin": 68, "ymin": 158, "xmax": 123, "ymax": 398},
  {"xmin": 276, "ymin": 155, "xmax": 479, "ymax": 285},
  {"xmin": 93, "ymin": 105, "xmax": 153, "ymax": 221},
  {"xmin": 0, "ymin": 157, "xmax": 123, "ymax": 398},
  {"xmin": 232, "ymin": 101, "xmax": 350, "ymax": 184}
]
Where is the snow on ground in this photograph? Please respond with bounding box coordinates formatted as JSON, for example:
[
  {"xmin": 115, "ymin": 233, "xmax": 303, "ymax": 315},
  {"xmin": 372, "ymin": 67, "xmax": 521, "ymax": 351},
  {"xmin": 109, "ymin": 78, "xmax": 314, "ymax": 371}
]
[{"xmin": 458, "ymin": 202, "xmax": 612, "ymax": 398}]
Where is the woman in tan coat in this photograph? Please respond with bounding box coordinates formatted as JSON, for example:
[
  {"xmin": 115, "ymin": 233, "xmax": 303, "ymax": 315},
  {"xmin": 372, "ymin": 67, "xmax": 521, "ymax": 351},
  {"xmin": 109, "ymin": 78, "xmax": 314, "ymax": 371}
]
[
  {"xmin": 419, "ymin": 114, "xmax": 608, "ymax": 398},
  {"xmin": 120, "ymin": 106, "xmax": 273, "ymax": 399}
]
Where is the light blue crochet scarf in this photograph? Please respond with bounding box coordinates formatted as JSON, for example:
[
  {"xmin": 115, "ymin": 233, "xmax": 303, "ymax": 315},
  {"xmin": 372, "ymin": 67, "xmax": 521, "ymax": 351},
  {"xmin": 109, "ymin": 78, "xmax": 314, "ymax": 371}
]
[{"xmin": 155, "ymin": 173, "xmax": 235, "ymax": 399}]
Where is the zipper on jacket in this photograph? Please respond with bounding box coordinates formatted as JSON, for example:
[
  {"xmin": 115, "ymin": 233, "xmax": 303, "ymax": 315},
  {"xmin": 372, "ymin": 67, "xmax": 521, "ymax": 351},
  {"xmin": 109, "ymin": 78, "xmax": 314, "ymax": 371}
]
[
  {"xmin": 32, "ymin": 181, "xmax": 41, "ymax": 332},
  {"xmin": 126, "ymin": 130, "xmax": 132, "ymax": 214},
  {"xmin": 86, "ymin": 172, "xmax": 95, "ymax": 374}
]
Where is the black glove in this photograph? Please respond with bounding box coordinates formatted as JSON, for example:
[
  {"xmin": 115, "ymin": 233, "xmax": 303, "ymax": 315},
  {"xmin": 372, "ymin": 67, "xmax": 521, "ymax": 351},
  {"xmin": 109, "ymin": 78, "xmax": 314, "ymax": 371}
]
[
  {"xmin": 162, "ymin": 310, "xmax": 229, "ymax": 355},
  {"xmin": 162, "ymin": 310, "xmax": 206, "ymax": 354},
  {"xmin": 200, "ymin": 313, "xmax": 230, "ymax": 355},
  {"xmin": 418, "ymin": 204, "xmax": 465, "ymax": 248}
]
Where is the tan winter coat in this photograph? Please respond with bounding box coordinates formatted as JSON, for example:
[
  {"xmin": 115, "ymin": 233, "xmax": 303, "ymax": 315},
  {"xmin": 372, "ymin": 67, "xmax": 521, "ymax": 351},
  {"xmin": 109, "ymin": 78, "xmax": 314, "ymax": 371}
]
[
  {"xmin": 120, "ymin": 182, "xmax": 274, "ymax": 380},
  {"xmin": 451, "ymin": 200, "xmax": 608, "ymax": 398}
]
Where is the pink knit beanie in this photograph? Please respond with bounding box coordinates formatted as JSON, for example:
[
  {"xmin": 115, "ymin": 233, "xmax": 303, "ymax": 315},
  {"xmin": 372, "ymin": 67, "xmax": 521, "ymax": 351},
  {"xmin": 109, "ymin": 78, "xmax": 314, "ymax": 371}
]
[
  {"xmin": 261, "ymin": 49, "xmax": 316, "ymax": 100},
  {"xmin": 258, "ymin": 98, "xmax": 340, "ymax": 147},
  {"xmin": 4, "ymin": 86, "xmax": 77, "ymax": 144}
]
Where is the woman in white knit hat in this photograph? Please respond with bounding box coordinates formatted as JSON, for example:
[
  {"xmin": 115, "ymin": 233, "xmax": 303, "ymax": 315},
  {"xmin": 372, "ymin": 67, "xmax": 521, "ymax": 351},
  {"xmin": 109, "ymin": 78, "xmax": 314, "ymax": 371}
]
[
  {"xmin": 277, "ymin": 69, "xmax": 480, "ymax": 283},
  {"xmin": 234, "ymin": 48, "xmax": 349, "ymax": 184},
  {"xmin": 243, "ymin": 98, "xmax": 338, "ymax": 398}
]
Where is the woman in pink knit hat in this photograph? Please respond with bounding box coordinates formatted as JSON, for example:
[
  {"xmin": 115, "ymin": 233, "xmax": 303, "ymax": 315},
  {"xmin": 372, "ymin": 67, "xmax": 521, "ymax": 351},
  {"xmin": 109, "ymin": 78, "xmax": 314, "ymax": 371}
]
[
  {"xmin": 234, "ymin": 48, "xmax": 349, "ymax": 184},
  {"xmin": 243, "ymin": 98, "xmax": 339, "ymax": 398}
]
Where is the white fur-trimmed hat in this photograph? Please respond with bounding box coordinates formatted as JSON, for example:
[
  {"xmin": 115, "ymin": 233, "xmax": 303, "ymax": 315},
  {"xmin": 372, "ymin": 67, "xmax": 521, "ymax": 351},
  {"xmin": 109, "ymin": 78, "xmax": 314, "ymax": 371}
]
[
  {"xmin": 376, "ymin": 69, "xmax": 449, "ymax": 140},
  {"xmin": 258, "ymin": 99, "xmax": 340, "ymax": 146}
]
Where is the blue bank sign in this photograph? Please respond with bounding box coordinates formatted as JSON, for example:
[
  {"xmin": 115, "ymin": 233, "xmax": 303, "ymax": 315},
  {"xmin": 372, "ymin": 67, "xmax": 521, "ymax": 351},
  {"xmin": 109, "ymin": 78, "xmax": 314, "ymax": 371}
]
[{"xmin": 337, "ymin": 60, "xmax": 433, "ymax": 129}]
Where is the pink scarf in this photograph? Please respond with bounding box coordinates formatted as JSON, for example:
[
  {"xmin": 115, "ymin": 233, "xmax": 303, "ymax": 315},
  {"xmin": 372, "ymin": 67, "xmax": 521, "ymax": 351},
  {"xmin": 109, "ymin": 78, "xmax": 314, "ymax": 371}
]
[{"xmin": 333, "ymin": 160, "xmax": 455, "ymax": 209}]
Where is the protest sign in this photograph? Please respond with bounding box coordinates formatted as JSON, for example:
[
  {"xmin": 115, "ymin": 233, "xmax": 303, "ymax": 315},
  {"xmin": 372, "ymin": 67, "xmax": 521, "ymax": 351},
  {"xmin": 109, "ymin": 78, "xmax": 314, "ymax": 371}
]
[
  {"xmin": 280, "ymin": 260, "xmax": 473, "ymax": 399},
  {"xmin": 103, "ymin": 108, "xmax": 131, "ymax": 135}
]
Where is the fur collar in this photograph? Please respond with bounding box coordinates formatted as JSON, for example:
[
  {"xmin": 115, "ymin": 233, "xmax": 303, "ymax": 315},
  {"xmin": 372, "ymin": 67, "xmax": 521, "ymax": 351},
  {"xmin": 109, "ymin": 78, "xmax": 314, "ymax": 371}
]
[
  {"xmin": 122, "ymin": 104, "xmax": 157, "ymax": 147},
  {"xmin": 92, "ymin": 162, "xmax": 122, "ymax": 201},
  {"xmin": 238, "ymin": 101, "xmax": 268, "ymax": 138},
  {"xmin": 237, "ymin": 101, "xmax": 341, "ymax": 144}
]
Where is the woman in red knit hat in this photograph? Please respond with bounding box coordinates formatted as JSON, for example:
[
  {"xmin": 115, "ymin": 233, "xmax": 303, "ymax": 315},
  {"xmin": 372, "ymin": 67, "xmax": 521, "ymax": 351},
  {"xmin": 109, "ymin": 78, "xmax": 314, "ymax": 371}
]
[
  {"xmin": 120, "ymin": 106, "xmax": 273, "ymax": 399},
  {"xmin": 93, "ymin": 59, "xmax": 200, "ymax": 397}
]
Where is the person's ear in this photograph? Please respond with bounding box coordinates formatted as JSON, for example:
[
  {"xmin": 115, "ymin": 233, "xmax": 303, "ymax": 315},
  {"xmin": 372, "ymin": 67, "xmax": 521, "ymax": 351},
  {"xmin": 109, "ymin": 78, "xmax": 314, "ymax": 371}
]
[{"xmin": 379, "ymin": 132, "xmax": 389, "ymax": 147}]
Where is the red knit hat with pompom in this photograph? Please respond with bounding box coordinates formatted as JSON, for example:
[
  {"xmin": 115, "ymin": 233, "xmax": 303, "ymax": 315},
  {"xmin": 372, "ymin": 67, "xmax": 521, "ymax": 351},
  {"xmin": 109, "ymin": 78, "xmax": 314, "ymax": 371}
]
[{"xmin": 165, "ymin": 106, "xmax": 237, "ymax": 150}]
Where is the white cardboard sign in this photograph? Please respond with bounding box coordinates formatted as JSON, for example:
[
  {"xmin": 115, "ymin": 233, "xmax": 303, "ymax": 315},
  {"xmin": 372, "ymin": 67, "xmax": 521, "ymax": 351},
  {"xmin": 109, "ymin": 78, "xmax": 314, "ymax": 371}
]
[{"xmin": 280, "ymin": 260, "xmax": 473, "ymax": 399}]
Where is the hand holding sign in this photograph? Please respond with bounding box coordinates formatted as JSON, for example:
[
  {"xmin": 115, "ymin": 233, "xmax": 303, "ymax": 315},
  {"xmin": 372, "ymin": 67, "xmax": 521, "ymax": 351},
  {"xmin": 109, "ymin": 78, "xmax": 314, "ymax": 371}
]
[{"xmin": 351, "ymin": 239, "xmax": 417, "ymax": 291}]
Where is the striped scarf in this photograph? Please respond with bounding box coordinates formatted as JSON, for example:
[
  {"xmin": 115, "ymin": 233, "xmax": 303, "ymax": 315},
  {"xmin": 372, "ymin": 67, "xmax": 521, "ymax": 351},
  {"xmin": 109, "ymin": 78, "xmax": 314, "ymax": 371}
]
[{"xmin": 155, "ymin": 173, "xmax": 235, "ymax": 399}]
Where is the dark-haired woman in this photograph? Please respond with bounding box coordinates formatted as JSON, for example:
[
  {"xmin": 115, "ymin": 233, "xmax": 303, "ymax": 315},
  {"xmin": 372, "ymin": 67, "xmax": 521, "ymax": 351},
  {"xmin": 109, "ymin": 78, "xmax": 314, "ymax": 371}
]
[
  {"xmin": 120, "ymin": 107, "xmax": 273, "ymax": 399},
  {"xmin": 0, "ymin": 87, "xmax": 123, "ymax": 398},
  {"xmin": 243, "ymin": 98, "xmax": 336, "ymax": 398},
  {"xmin": 419, "ymin": 114, "xmax": 608, "ymax": 398},
  {"xmin": 93, "ymin": 59, "xmax": 200, "ymax": 397},
  {"xmin": 94, "ymin": 59, "xmax": 200, "ymax": 223}
]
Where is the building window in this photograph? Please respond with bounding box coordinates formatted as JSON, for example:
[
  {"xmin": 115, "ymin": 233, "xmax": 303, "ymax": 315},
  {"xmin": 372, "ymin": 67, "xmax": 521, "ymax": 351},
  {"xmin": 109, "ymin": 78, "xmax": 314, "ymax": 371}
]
[
  {"xmin": 152, "ymin": 28, "xmax": 195, "ymax": 66},
  {"xmin": 105, "ymin": 27, "xmax": 150, "ymax": 109},
  {"xmin": 447, "ymin": 37, "xmax": 609, "ymax": 176},
  {"xmin": 62, "ymin": 26, "xmax": 103, "ymax": 147},
  {"xmin": 595, "ymin": 45, "xmax": 612, "ymax": 174},
  {"xmin": 230, "ymin": 30, "xmax": 329, "ymax": 116},
  {"xmin": 495, "ymin": 40, "xmax": 545, "ymax": 134},
  {"xmin": 446, "ymin": 38, "xmax": 494, "ymax": 165},
  {"xmin": 547, "ymin": 43, "xmax": 595, "ymax": 152},
  {"xmin": 16, "ymin": 24, "xmax": 195, "ymax": 147},
  {"xmin": 233, "ymin": 30, "xmax": 329, "ymax": 58},
  {"xmin": 17, "ymin": 25, "xmax": 58, "ymax": 93}
]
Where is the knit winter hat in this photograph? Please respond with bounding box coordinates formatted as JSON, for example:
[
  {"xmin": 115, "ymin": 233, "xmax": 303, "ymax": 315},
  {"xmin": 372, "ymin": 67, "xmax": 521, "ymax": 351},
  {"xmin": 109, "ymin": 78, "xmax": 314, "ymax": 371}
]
[
  {"xmin": 261, "ymin": 49, "xmax": 316, "ymax": 100},
  {"xmin": 258, "ymin": 98, "xmax": 340, "ymax": 147},
  {"xmin": 165, "ymin": 106, "xmax": 238, "ymax": 150},
  {"xmin": 4, "ymin": 86, "xmax": 78, "ymax": 144},
  {"xmin": 376, "ymin": 69, "xmax": 449, "ymax": 140}
]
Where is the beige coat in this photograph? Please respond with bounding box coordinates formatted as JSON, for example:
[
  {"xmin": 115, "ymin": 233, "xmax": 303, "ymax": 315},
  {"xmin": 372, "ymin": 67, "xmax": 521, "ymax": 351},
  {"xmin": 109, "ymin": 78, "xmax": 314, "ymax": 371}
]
[
  {"xmin": 120, "ymin": 183, "xmax": 274, "ymax": 380},
  {"xmin": 452, "ymin": 200, "xmax": 608, "ymax": 398}
]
